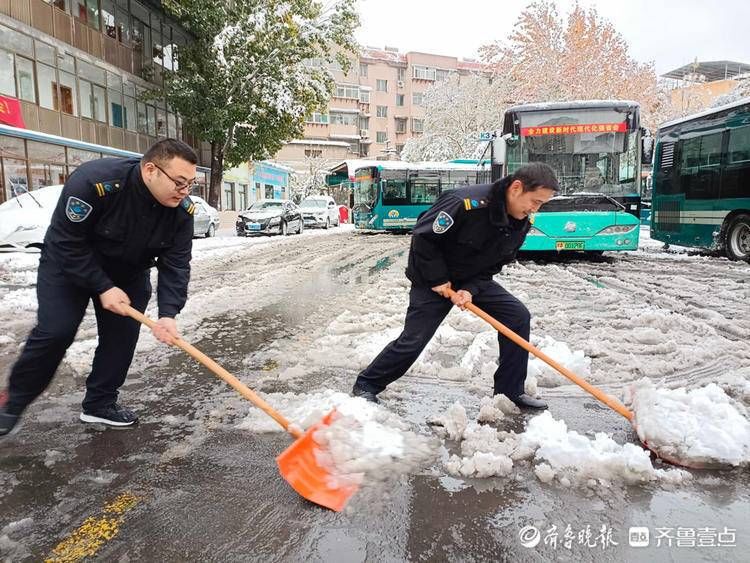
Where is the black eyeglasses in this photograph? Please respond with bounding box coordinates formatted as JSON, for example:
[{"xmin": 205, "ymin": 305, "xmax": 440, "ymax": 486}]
[{"xmin": 153, "ymin": 162, "xmax": 195, "ymax": 192}]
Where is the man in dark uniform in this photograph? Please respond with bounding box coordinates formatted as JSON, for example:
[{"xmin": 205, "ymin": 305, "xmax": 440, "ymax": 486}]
[
  {"xmin": 0, "ymin": 139, "xmax": 198, "ymax": 437},
  {"xmin": 352, "ymin": 162, "xmax": 559, "ymax": 408}
]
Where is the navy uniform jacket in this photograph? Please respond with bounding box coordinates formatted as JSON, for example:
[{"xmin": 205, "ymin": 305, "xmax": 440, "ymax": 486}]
[
  {"xmin": 43, "ymin": 157, "xmax": 194, "ymax": 318},
  {"xmin": 405, "ymin": 176, "xmax": 531, "ymax": 295}
]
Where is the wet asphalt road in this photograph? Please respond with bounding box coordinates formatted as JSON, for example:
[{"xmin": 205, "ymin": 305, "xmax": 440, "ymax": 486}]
[{"xmin": 1, "ymin": 228, "xmax": 748, "ymax": 562}]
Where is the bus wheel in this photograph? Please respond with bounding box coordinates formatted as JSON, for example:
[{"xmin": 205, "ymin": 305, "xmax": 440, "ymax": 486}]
[{"xmin": 725, "ymin": 213, "xmax": 750, "ymax": 261}]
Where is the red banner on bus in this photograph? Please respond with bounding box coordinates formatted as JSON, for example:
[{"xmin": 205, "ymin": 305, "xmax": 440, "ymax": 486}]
[
  {"xmin": 0, "ymin": 95, "xmax": 26, "ymax": 128},
  {"xmin": 521, "ymin": 122, "xmax": 626, "ymax": 136}
]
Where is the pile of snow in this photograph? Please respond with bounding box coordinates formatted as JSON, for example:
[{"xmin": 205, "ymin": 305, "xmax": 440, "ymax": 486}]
[
  {"xmin": 237, "ymin": 390, "xmax": 436, "ymax": 485},
  {"xmin": 629, "ymin": 379, "xmax": 750, "ymax": 467},
  {"xmin": 0, "ymin": 185, "xmax": 61, "ymax": 247},
  {"xmin": 526, "ymin": 335, "xmax": 591, "ymax": 387},
  {"xmin": 521, "ymin": 411, "xmax": 690, "ymax": 485},
  {"xmin": 435, "ymin": 401, "xmax": 691, "ymax": 486}
]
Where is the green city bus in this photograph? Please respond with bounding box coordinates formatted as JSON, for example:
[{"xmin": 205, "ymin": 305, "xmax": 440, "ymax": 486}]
[
  {"xmin": 499, "ymin": 100, "xmax": 647, "ymax": 252},
  {"xmin": 650, "ymin": 97, "xmax": 750, "ymax": 261},
  {"xmin": 326, "ymin": 159, "xmax": 491, "ymax": 231}
]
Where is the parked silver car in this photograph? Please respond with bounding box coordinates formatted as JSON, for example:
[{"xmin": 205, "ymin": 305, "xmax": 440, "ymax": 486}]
[
  {"xmin": 191, "ymin": 195, "xmax": 220, "ymax": 238},
  {"xmin": 299, "ymin": 195, "xmax": 340, "ymax": 229}
]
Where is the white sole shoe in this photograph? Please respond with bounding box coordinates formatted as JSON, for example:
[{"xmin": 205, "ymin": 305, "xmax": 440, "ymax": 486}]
[{"xmin": 79, "ymin": 413, "xmax": 138, "ymax": 426}]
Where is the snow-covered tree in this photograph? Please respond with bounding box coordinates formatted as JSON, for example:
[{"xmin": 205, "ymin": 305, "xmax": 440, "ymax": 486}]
[
  {"xmin": 287, "ymin": 154, "xmax": 336, "ymax": 202},
  {"xmin": 160, "ymin": 0, "xmax": 359, "ymax": 207},
  {"xmin": 479, "ymin": 1, "xmax": 660, "ymax": 127},
  {"xmin": 400, "ymin": 74, "xmax": 513, "ymax": 162}
]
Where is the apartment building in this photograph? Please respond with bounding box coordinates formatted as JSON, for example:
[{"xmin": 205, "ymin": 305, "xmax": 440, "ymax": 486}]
[
  {"xmin": 0, "ymin": 0, "xmax": 211, "ymax": 203},
  {"xmin": 274, "ymin": 46, "xmax": 486, "ymax": 173}
]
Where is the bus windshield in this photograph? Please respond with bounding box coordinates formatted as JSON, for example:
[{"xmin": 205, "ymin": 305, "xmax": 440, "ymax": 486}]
[
  {"xmin": 507, "ymin": 108, "xmax": 639, "ymax": 198},
  {"xmin": 353, "ymin": 167, "xmax": 378, "ymax": 209}
]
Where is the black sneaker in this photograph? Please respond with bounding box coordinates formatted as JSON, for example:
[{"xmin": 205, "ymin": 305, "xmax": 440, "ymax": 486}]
[
  {"xmin": 507, "ymin": 393, "xmax": 548, "ymax": 410},
  {"xmin": 80, "ymin": 403, "xmax": 139, "ymax": 427},
  {"xmin": 0, "ymin": 409, "xmax": 21, "ymax": 437},
  {"xmin": 351, "ymin": 383, "xmax": 379, "ymax": 404}
]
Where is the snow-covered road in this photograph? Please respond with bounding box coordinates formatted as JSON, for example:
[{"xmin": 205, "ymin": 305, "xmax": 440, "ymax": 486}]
[{"xmin": 1, "ymin": 226, "xmax": 748, "ymax": 561}]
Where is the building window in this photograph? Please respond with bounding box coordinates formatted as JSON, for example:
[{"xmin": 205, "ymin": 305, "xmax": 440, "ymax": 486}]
[
  {"xmin": 412, "ymin": 92, "xmax": 423, "ymax": 106},
  {"xmin": 92, "ymin": 84, "xmax": 107, "ymax": 122},
  {"xmin": 0, "ymin": 50, "xmax": 16, "ymax": 96},
  {"xmin": 109, "ymin": 89, "xmax": 124, "ymax": 127},
  {"xmin": 397, "ymin": 67, "xmax": 405, "ymax": 81},
  {"xmin": 413, "ymin": 66, "xmax": 436, "ymax": 80},
  {"xmin": 435, "ymin": 69, "xmax": 450, "ymax": 81},
  {"xmin": 376, "ymin": 131, "xmax": 387, "ymax": 143},
  {"xmin": 396, "ymin": 144, "xmax": 404, "ymax": 154},
  {"xmin": 37, "ymin": 63, "xmax": 58, "ymax": 110},
  {"xmin": 376, "ymin": 105, "xmax": 387, "ymax": 118},
  {"xmin": 359, "ymin": 63, "xmax": 368, "ymax": 77},
  {"xmin": 334, "ymin": 84, "xmax": 359, "ymax": 99},
  {"xmin": 376, "ymin": 79, "xmax": 388, "ymax": 92},
  {"xmin": 59, "ymin": 71, "xmax": 77, "ymax": 115},
  {"xmin": 359, "ymin": 116, "xmax": 369, "ymax": 130},
  {"xmin": 412, "ymin": 118, "xmax": 424, "ymax": 133},
  {"xmin": 395, "ymin": 118, "xmax": 407, "ymax": 134},
  {"xmin": 330, "ymin": 112, "xmax": 357, "ymax": 125},
  {"xmin": 304, "ymin": 149, "xmax": 323, "ymax": 158},
  {"xmin": 305, "ymin": 112, "xmax": 329, "ymax": 124},
  {"xmin": 264, "ymin": 184, "xmax": 274, "ymax": 199},
  {"xmin": 123, "ymin": 95, "xmax": 136, "ymax": 130},
  {"xmin": 359, "ymin": 90, "xmax": 370, "ymax": 103},
  {"xmin": 16, "ymin": 57, "xmax": 36, "ymax": 103},
  {"xmin": 396, "ymin": 94, "xmax": 404, "ymax": 107},
  {"xmin": 75, "ymin": 0, "xmax": 100, "ymax": 31}
]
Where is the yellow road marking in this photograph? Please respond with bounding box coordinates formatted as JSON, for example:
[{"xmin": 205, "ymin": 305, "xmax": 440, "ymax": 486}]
[{"xmin": 46, "ymin": 492, "xmax": 139, "ymax": 562}]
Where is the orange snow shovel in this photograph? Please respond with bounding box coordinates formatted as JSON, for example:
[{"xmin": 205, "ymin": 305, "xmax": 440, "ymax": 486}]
[{"xmin": 125, "ymin": 306, "xmax": 358, "ymax": 512}]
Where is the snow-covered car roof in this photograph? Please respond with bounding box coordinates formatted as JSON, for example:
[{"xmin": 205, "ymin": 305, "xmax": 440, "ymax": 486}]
[{"xmin": 0, "ymin": 185, "xmax": 63, "ymax": 249}]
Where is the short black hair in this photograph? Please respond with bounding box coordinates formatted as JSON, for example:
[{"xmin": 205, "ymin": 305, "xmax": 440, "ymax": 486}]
[
  {"xmin": 142, "ymin": 138, "xmax": 198, "ymax": 166},
  {"xmin": 512, "ymin": 162, "xmax": 559, "ymax": 193}
]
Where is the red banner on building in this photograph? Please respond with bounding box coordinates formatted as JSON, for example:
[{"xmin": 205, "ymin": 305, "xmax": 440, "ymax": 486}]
[
  {"xmin": 0, "ymin": 95, "xmax": 26, "ymax": 128},
  {"xmin": 521, "ymin": 122, "xmax": 626, "ymax": 136}
]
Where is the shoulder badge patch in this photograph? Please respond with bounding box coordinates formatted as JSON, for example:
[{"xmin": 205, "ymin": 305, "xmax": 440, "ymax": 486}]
[
  {"xmin": 463, "ymin": 198, "xmax": 488, "ymax": 211},
  {"xmin": 432, "ymin": 210, "xmax": 454, "ymax": 234},
  {"xmin": 66, "ymin": 196, "xmax": 93, "ymax": 222},
  {"xmin": 180, "ymin": 196, "xmax": 196, "ymax": 215},
  {"xmin": 93, "ymin": 179, "xmax": 122, "ymax": 197}
]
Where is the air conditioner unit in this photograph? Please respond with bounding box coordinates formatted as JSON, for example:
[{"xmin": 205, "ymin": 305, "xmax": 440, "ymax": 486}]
[
  {"xmin": 397, "ymin": 80, "xmax": 404, "ymax": 88},
  {"xmin": 360, "ymin": 129, "xmax": 369, "ymax": 137}
]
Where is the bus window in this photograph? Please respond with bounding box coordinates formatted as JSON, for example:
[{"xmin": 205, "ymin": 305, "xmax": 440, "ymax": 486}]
[
  {"xmin": 410, "ymin": 179, "xmax": 439, "ymax": 204},
  {"xmin": 382, "ymin": 178, "xmax": 407, "ymax": 204},
  {"xmin": 722, "ymin": 125, "xmax": 750, "ymax": 199},
  {"xmin": 680, "ymin": 132, "xmax": 722, "ymax": 199}
]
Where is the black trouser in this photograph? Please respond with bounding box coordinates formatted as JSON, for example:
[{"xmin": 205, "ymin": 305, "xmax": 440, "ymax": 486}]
[
  {"xmin": 5, "ymin": 256, "xmax": 151, "ymax": 416},
  {"xmin": 355, "ymin": 279, "xmax": 531, "ymax": 397}
]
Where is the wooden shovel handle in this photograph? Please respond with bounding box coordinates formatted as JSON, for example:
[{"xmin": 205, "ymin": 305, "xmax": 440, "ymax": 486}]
[
  {"xmin": 445, "ymin": 288, "xmax": 633, "ymax": 421},
  {"xmin": 125, "ymin": 306, "xmax": 303, "ymax": 438}
]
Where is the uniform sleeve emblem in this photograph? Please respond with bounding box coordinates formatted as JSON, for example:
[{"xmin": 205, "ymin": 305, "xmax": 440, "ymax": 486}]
[
  {"xmin": 432, "ymin": 210, "xmax": 454, "ymax": 234},
  {"xmin": 180, "ymin": 196, "xmax": 196, "ymax": 215},
  {"xmin": 65, "ymin": 196, "xmax": 93, "ymax": 222}
]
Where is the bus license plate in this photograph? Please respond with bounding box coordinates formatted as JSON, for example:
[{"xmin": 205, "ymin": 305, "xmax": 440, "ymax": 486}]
[{"xmin": 556, "ymin": 241, "xmax": 584, "ymax": 250}]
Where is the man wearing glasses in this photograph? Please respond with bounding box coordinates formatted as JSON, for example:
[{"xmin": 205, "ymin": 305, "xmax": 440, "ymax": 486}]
[{"xmin": 1, "ymin": 139, "xmax": 198, "ymax": 437}]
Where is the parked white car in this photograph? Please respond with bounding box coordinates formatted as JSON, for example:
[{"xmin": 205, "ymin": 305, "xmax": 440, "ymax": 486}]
[
  {"xmin": 0, "ymin": 184, "xmax": 62, "ymax": 250},
  {"xmin": 191, "ymin": 195, "xmax": 220, "ymax": 237},
  {"xmin": 299, "ymin": 195, "xmax": 340, "ymax": 229}
]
